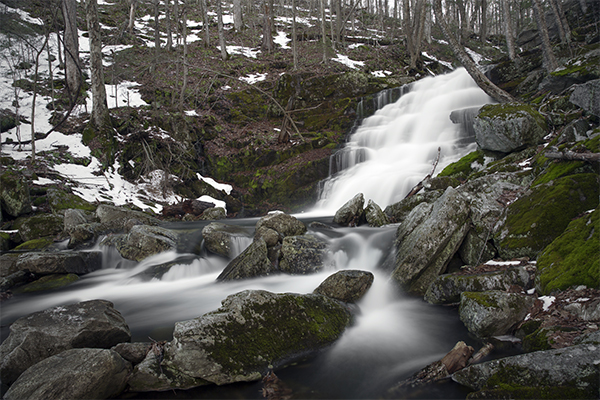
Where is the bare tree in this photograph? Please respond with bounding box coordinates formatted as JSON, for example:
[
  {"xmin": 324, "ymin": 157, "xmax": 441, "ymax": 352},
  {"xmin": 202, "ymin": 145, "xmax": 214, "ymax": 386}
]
[
  {"xmin": 320, "ymin": 0, "xmax": 328, "ymax": 63},
  {"xmin": 127, "ymin": 0, "xmax": 137, "ymax": 34},
  {"xmin": 233, "ymin": 0, "xmax": 243, "ymax": 31},
  {"xmin": 532, "ymin": 0, "xmax": 558, "ymax": 71},
  {"xmin": 501, "ymin": 0, "xmax": 516, "ymax": 60},
  {"xmin": 217, "ymin": 0, "xmax": 228, "ymax": 60},
  {"xmin": 62, "ymin": 0, "xmax": 81, "ymax": 99},
  {"xmin": 165, "ymin": 0, "xmax": 173, "ymax": 50},
  {"xmin": 480, "ymin": 0, "xmax": 487, "ymax": 42},
  {"xmin": 85, "ymin": 0, "xmax": 110, "ymax": 129},
  {"xmin": 261, "ymin": 0, "xmax": 274, "ymax": 53},
  {"xmin": 180, "ymin": 0, "xmax": 188, "ymax": 108},
  {"xmin": 404, "ymin": 0, "xmax": 428, "ymax": 69},
  {"xmin": 433, "ymin": 0, "xmax": 516, "ymax": 103},
  {"xmin": 201, "ymin": 0, "xmax": 210, "ymax": 47},
  {"xmin": 292, "ymin": 0, "xmax": 298, "ymax": 70}
]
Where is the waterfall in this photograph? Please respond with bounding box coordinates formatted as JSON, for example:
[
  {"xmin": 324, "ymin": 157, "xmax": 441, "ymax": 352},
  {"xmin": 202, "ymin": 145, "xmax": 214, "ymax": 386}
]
[{"xmin": 315, "ymin": 68, "xmax": 492, "ymax": 215}]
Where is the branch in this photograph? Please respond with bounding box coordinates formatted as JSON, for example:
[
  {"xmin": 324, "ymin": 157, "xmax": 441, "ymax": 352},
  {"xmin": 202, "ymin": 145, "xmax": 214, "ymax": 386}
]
[
  {"xmin": 405, "ymin": 147, "xmax": 441, "ymax": 198},
  {"xmin": 545, "ymin": 150, "xmax": 600, "ymax": 163}
]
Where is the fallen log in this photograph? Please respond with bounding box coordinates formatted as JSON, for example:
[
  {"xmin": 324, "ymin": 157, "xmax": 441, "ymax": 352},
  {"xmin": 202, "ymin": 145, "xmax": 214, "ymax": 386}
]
[{"xmin": 545, "ymin": 150, "xmax": 600, "ymax": 163}]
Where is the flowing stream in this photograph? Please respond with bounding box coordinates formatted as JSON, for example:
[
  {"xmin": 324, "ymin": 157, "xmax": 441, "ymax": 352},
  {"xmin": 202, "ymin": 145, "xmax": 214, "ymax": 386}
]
[{"xmin": 1, "ymin": 68, "xmax": 494, "ymax": 399}]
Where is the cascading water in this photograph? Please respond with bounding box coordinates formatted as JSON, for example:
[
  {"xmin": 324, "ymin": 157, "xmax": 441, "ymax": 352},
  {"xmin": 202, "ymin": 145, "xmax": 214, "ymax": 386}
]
[
  {"xmin": 316, "ymin": 67, "xmax": 492, "ymax": 214},
  {"xmin": 0, "ymin": 69, "xmax": 494, "ymax": 399}
]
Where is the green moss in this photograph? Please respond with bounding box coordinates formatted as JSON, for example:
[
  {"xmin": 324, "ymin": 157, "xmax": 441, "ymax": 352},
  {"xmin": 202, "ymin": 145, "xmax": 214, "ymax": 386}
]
[
  {"xmin": 14, "ymin": 237, "xmax": 53, "ymax": 251},
  {"xmin": 438, "ymin": 150, "xmax": 485, "ymax": 179},
  {"xmin": 462, "ymin": 291, "xmax": 499, "ymax": 308},
  {"xmin": 47, "ymin": 188, "xmax": 96, "ymax": 212},
  {"xmin": 522, "ymin": 327, "xmax": 553, "ymax": 352},
  {"xmin": 477, "ymin": 103, "xmax": 548, "ymax": 132},
  {"xmin": 13, "ymin": 213, "xmax": 64, "ymax": 242},
  {"xmin": 14, "ymin": 274, "xmax": 79, "ymax": 293},
  {"xmin": 468, "ymin": 385, "xmax": 594, "ymax": 399},
  {"xmin": 496, "ymin": 173, "xmax": 599, "ymax": 259},
  {"xmin": 536, "ymin": 208, "xmax": 599, "ymax": 295},
  {"xmin": 532, "ymin": 160, "xmax": 589, "ymax": 186}
]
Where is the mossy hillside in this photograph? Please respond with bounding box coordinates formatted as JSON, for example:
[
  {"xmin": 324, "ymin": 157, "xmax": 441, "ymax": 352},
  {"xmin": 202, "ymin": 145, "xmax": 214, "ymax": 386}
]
[
  {"xmin": 494, "ymin": 173, "xmax": 599, "ymax": 260},
  {"xmin": 535, "ymin": 208, "xmax": 599, "ymax": 295}
]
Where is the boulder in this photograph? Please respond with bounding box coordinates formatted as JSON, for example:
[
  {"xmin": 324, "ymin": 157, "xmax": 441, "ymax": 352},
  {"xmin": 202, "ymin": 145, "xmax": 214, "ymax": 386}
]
[
  {"xmin": 473, "ymin": 103, "xmax": 547, "ymax": 153},
  {"xmin": 63, "ymin": 208, "xmax": 93, "ymax": 232},
  {"xmin": 0, "ymin": 299, "xmax": 131, "ymax": 385},
  {"xmin": 569, "ymin": 78, "xmax": 600, "ymax": 116},
  {"xmin": 46, "ymin": 188, "xmax": 96, "ymax": 213},
  {"xmin": 255, "ymin": 212, "xmax": 307, "ymax": 238},
  {"xmin": 364, "ymin": 199, "xmax": 389, "ymax": 227},
  {"xmin": 13, "ymin": 273, "xmax": 79, "ymax": 293},
  {"xmin": 112, "ymin": 342, "xmax": 151, "ymax": 364},
  {"xmin": 200, "ymin": 207, "xmax": 226, "ymax": 220},
  {"xmin": 494, "ymin": 173, "xmax": 599, "ymax": 260},
  {"xmin": 383, "ymin": 190, "xmax": 443, "ymax": 223},
  {"xmin": 95, "ymin": 204, "xmax": 160, "ymax": 232},
  {"xmin": 202, "ymin": 222, "xmax": 250, "ymax": 257},
  {"xmin": 279, "ymin": 235, "xmax": 328, "ymax": 275},
  {"xmin": 458, "ymin": 291, "xmax": 536, "ymax": 338},
  {"xmin": 254, "ymin": 226, "xmax": 280, "ymax": 247},
  {"xmin": 4, "ymin": 348, "xmax": 131, "ymax": 400},
  {"xmin": 216, "ymin": 238, "xmax": 273, "ymax": 281},
  {"xmin": 425, "ymin": 266, "xmax": 535, "ymax": 304},
  {"xmin": 14, "ymin": 251, "xmax": 102, "ymax": 275},
  {"xmin": 390, "ymin": 187, "xmax": 470, "ymax": 295},
  {"xmin": 452, "ymin": 344, "xmax": 600, "ymax": 399},
  {"xmin": 449, "ymin": 106, "xmax": 482, "ymax": 140},
  {"xmin": 536, "ymin": 208, "xmax": 599, "ymax": 295},
  {"xmin": 114, "ymin": 225, "xmax": 179, "ymax": 261},
  {"xmin": 67, "ymin": 222, "xmax": 101, "ymax": 248},
  {"xmin": 313, "ymin": 270, "xmax": 374, "ymax": 303},
  {"xmin": 12, "ymin": 214, "xmax": 64, "ymax": 242},
  {"xmin": 333, "ymin": 193, "xmax": 364, "ymax": 226},
  {"xmin": 0, "ymin": 170, "xmax": 31, "ymax": 218},
  {"xmin": 128, "ymin": 290, "xmax": 353, "ymax": 391}
]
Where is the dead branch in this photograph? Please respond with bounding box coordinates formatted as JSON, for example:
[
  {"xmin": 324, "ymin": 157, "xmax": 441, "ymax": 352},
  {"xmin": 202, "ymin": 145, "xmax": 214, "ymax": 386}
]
[
  {"xmin": 545, "ymin": 150, "xmax": 600, "ymax": 163},
  {"xmin": 404, "ymin": 147, "xmax": 441, "ymax": 199}
]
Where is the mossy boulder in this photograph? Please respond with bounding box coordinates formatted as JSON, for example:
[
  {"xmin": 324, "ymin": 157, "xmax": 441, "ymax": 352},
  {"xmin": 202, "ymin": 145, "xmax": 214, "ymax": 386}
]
[
  {"xmin": 279, "ymin": 235, "xmax": 329, "ymax": 275},
  {"xmin": 13, "ymin": 274, "xmax": 79, "ymax": 293},
  {"xmin": 364, "ymin": 199, "xmax": 389, "ymax": 227},
  {"xmin": 14, "ymin": 251, "xmax": 102, "ymax": 275},
  {"xmin": 458, "ymin": 291, "xmax": 536, "ymax": 338},
  {"xmin": 128, "ymin": 289, "xmax": 354, "ymax": 391},
  {"xmin": 437, "ymin": 150, "xmax": 488, "ymax": 181},
  {"xmin": 535, "ymin": 208, "xmax": 599, "ymax": 295},
  {"xmin": 383, "ymin": 190, "xmax": 443, "ymax": 223},
  {"xmin": 494, "ymin": 173, "xmax": 599, "ymax": 260},
  {"xmin": 333, "ymin": 193, "xmax": 365, "ymax": 226},
  {"xmin": 452, "ymin": 344, "xmax": 600, "ymax": 399},
  {"xmin": 569, "ymin": 78, "xmax": 600, "ymax": 116},
  {"xmin": 13, "ymin": 237, "xmax": 54, "ymax": 251},
  {"xmin": 13, "ymin": 214, "xmax": 64, "ymax": 242},
  {"xmin": 0, "ymin": 170, "xmax": 32, "ymax": 218},
  {"xmin": 46, "ymin": 188, "xmax": 96, "ymax": 213},
  {"xmin": 216, "ymin": 238, "xmax": 273, "ymax": 281},
  {"xmin": 112, "ymin": 225, "xmax": 180, "ymax": 262},
  {"xmin": 474, "ymin": 103, "xmax": 547, "ymax": 153},
  {"xmin": 202, "ymin": 222, "xmax": 251, "ymax": 258},
  {"xmin": 255, "ymin": 212, "xmax": 307, "ymax": 239},
  {"xmin": 313, "ymin": 270, "xmax": 374, "ymax": 303}
]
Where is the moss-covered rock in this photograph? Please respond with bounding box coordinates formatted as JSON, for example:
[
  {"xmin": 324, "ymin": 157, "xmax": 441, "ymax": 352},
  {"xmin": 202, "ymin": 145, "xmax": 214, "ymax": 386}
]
[
  {"xmin": 535, "ymin": 208, "xmax": 599, "ymax": 295},
  {"xmin": 13, "ymin": 237, "xmax": 54, "ymax": 251},
  {"xmin": 494, "ymin": 173, "xmax": 599, "ymax": 260},
  {"xmin": 46, "ymin": 188, "xmax": 96, "ymax": 213},
  {"xmin": 129, "ymin": 290, "xmax": 354, "ymax": 391},
  {"xmin": 13, "ymin": 274, "xmax": 80, "ymax": 293},
  {"xmin": 0, "ymin": 170, "xmax": 32, "ymax": 218},
  {"xmin": 437, "ymin": 150, "xmax": 487, "ymax": 180},
  {"xmin": 13, "ymin": 214, "xmax": 64, "ymax": 242}
]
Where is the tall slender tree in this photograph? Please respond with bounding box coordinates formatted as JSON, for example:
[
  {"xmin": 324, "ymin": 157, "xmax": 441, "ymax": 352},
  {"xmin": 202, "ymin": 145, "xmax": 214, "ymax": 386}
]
[
  {"xmin": 532, "ymin": 0, "xmax": 558, "ymax": 71},
  {"xmin": 62, "ymin": 0, "xmax": 81, "ymax": 99},
  {"xmin": 292, "ymin": 0, "xmax": 298, "ymax": 70},
  {"xmin": 501, "ymin": 0, "xmax": 516, "ymax": 60},
  {"xmin": 217, "ymin": 0, "xmax": 228, "ymax": 60},
  {"xmin": 261, "ymin": 0, "xmax": 274, "ymax": 53},
  {"xmin": 85, "ymin": 0, "xmax": 110, "ymax": 129},
  {"xmin": 233, "ymin": 0, "xmax": 243, "ymax": 31}
]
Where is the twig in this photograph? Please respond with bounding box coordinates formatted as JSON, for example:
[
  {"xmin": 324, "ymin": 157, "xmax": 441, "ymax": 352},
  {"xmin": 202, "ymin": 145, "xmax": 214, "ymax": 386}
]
[{"xmin": 405, "ymin": 147, "xmax": 441, "ymax": 198}]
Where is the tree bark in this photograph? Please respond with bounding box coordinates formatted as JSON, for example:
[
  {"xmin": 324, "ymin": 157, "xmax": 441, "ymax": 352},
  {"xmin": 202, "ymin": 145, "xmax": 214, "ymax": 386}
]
[
  {"xmin": 180, "ymin": 0, "xmax": 188, "ymax": 108},
  {"xmin": 165, "ymin": 0, "xmax": 173, "ymax": 50},
  {"xmin": 261, "ymin": 0, "xmax": 274, "ymax": 53},
  {"xmin": 128, "ymin": 0, "xmax": 136, "ymax": 34},
  {"xmin": 31, "ymin": 33, "xmax": 50, "ymax": 162},
  {"xmin": 217, "ymin": 0, "xmax": 228, "ymax": 60},
  {"xmin": 501, "ymin": 0, "xmax": 516, "ymax": 60},
  {"xmin": 433, "ymin": 0, "xmax": 516, "ymax": 103},
  {"xmin": 320, "ymin": 0, "xmax": 327, "ymax": 63},
  {"xmin": 202, "ymin": 0, "xmax": 210, "ymax": 47},
  {"xmin": 480, "ymin": 0, "xmax": 487, "ymax": 42},
  {"xmin": 532, "ymin": 0, "xmax": 558, "ymax": 71},
  {"xmin": 62, "ymin": 0, "xmax": 81, "ymax": 99},
  {"xmin": 233, "ymin": 0, "xmax": 243, "ymax": 31},
  {"xmin": 548, "ymin": 0, "xmax": 571, "ymax": 43},
  {"xmin": 292, "ymin": 0, "xmax": 298, "ymax": 70},
  {"xmin": 85, "ymin": 0, "xmax": 110, "ymax": 129}
]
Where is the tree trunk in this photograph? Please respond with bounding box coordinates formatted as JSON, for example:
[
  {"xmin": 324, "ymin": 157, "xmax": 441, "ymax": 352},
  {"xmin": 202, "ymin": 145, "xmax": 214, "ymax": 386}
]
[
  {"xmin": 480, "ymin": 0, "xmax": 487, "ymax": 42},
  {"xmin": 320, "ymin": 0, "xmax": 327, "ymax": 63},
  {"xmin": 501, "ymin": 0, "xmax": 516, "ymax": 60},
  {"xmin": 456, "ymin": 0, "xmax": 467, "ymax": 43},
  {"xmin": 233, "ymin": 0, "xmax": 243, "ymax": 31},
  {"xmin": 165, "ymin": 0, "xmax": 173, "ymax": 50},
  {"xmin": 532, "ymin": 0, "xmax": 558, "ymax": 71},
  {"xmin": 31, "ymin": 33, "xmax": 50, "ymax": 162},
  {"xmin": 217, "ymin": 0, "xmax": 228, "ymax": 60},
  {"xmin": 292, "ymin": 0, "xmax": 298, "ymax": 70},
  {"xmin": 548, "ymin": 0, "xmax": 570, "ymax": 43},
  {"xmin": 433, "ymin": 0, "xmax": 516, "ymax": 103},
  {"xmin": 62, "ymin": 0, "xmax": 81, "ymax": 99},
  {"xmin": 202, "ymin": 0, "xmax": 210, "ymax": 47},
  {"xmin": 128, "ymin": 0, "xmax": 136, "ymax": 34},
  {"xmin": 85, "ymin": 0, "xmax": 110, "ymax": 129},
  {"xmin": 153, "ymin": 0, "xmax": 160, "ymax": 50},
  {"xmin": 261, "ymin": 0, "xmax": 274, "ymax": 53},
  {"xmin": 180, "ymin": 0, "xmax": 188, "ymax": 108}
]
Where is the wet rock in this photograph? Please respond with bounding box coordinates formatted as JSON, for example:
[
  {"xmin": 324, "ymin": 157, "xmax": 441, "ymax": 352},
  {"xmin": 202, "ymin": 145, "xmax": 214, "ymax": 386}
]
[
  {"xmin": 383, "ymin": 190, "xmax": 443, "ymax": 223},
  {"xmin": 0, "ymin": 270, "xmax": 30, "ymax": 291},
  {"xmin": 569, "ymin": 79, "xmax": 600, "ymax": 116},
  {"xmin": 279, "ymin": 235, "xmax": 328, "ymax": 275},
  {"xmin": 13, "ymin": 273, "xmax": 79, "ymax": 293},
  {"xmin": 67, "ymin": 222, "xmax": 101, "ymax": 248},
  {"xmin": 63, "ymin": 208, "xmax": 93, "ymax": 232},
  {"xmin": 46, "ymin": 188, "xmax": 96, "ymax": 213},
  {"xmin": 4, "ymin": 348, "xmax": 131, "ymax": 400},
  {"xmin": 536, "ymin": 208, "xmax": 599, "ymax": 295},
  {"xmin": 452, "ymin": 343, "xmax": 600, "ymax": 399},
  {"xmin": 14, "ymin": 251, "xmax": 102, "ymax": 275},
  {"xmin": 202, "ymin": 222, "xmax": 251, "ymax": 257},
  {"xmin": 449, "ymin": 106, "xmax": 482, "ymax": 139},
  {"xmin": 0, "ymin": 299, "xmax": 131, "ymax": 385},
  {"xmin": 216, "ymin": 238, "xmax": 273, "ymax": 280},
  {"xmin": 0, "ymin": 170, "xmax": 31, "ymax": 218},
  {"xmin": 364, "ymin": 199, "xmax": 389, "ymax": 227},
  {"xmin": 474, "ymin": 103, "xmax": 547, "ymax": 153},
  {"xmin": 112, "ymin": 342, "xmax": 151, "ymax": 365},
  {"xmin": 425, "ymin": 266, "xmax": 535, "ymax": 305},
  {"xmin": 12, "ymin": 214, "xmax": 64, "ymax": 242},
  {"xmin": 333, "ymin": 193, "xmax": 364, "ymax": 226},
  {"xmin": 390, "ymin": 187, "xmax": 470, "ymax": 295},
  {"xmin": 255, "ymin": 212, "xmax": 307, "ymax": 238},
  {"xmin": 255, "ymin": 226, "xmax": 280, "ymax": 247},
  {"xmin": 114, "ymin": 225, "xmax": 179, "ymax": 262},
  {"xmin": 128, "ymin": 290, "xmax": 353, "ymax": 391},
  {"xmin": 199, "ymin": 207, "xmax": 226, "ymax": 220},
  {"xmin": 458, "ymin": 291, "xmax": 536, "ymax": 338},
  {"xmin": 95, "ymin": 204, "xmax": 160, "ymax": 232},
  {"xmin": 313, "ymin": 270, "xmax": 374, "ymax": 303}
]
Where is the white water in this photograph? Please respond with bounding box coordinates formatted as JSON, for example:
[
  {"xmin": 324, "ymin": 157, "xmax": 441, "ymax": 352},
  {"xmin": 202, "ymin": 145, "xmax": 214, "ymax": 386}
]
[{"xmin": 315, "ymin": 67, "xmax": 492, "ymax": 214}]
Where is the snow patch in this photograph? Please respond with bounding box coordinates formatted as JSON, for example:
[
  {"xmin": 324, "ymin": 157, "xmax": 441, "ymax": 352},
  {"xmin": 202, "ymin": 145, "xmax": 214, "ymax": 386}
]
[
  {"xmin": 239, "ymin": 73, "xmax": 267, "ymax": 84},
  {"xmin": 332, "ymin": 54, "xmax": 364, "ymax": 70},
  {"xmin": 274, "ymin": 31, "xmax": 291, "ymax": 49},
  {"xmin": 197, "ymin": 174, "xmax": 232, "ymax": 195}
]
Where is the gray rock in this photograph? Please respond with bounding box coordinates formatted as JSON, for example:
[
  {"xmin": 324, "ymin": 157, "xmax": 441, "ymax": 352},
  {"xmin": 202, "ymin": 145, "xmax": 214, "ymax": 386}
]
[
  {"xmin": 0, "ymin": 270, "xmax": 29, "ymax": 291},
  {"xmin": 4, "ymin": 348, "xmax": 131, "ymax": 400},
  {"xmin": 0, "ymin": 253, "xmax": 19, "ymax": 278},
  {"xmin": 128, "ymin": 290, "xmax": 353, "ymax": 391},
  {"xmin": 557, "ymin": 118, "xmax": 592, "ymax": 143},
  {"xmin": 473, "ymin": 103, "xmax": 546, "ymax": 153},
  {"xmin": 114, "ymin": 225, "xmax": 179, "ymax": 261},
  {"xmin": 452, "ymin": 344, "xmax": 600, "ymax": 398},
  {"xmin": 63, "ymin": 209, "xmax": 93, "ymax": 232},
  {"xmin": 364, "ymin": 199, "xmax": 389, "ymax": 227},
  {"xmin": 458, "ymin": 290, "xmax": 536, "ymax": 338},
  {"xmin": 199, "ymin": 207, "xmax": 226, "ymax": 220},
  {"xmin": 95, "ymin": 204, "xmax": 160, "ymax": 231},
  {"xmin": 255, "ymin": 212, "xmax": 307, "ymax": 238},
  {"xmin": 570, "ymin": 79, "xmax": 600, "ymax": 116},
  {"xmin": 0, "ymin": 299, "xmax": 131, "ymax": 385},
  {"xmin": 112, "ymin": 342, "xmax": 151, "ymax": 364},
  {"xmin": 14, "ymin": 251, "xmax": 102, "ymax": 275},
  {"xmin": 390, "ymin": 187, "xmax": 470, "ymax": 295},
  {"xmin": 67, "ymin": 222, "xmax": 101, "ymax": 248},
  {"xmin": 202, "ymin": 222, "xmax": 250, "ymax": 257},
  {"xmin": 425, "ymin": 266, "xmax": 535, "ymax": 304},
  {"xmin": 449, "ymin": 106, "xmax": 482, "ymax": 140},
  {"xmin": 13, "ymin": 214, "xmax": 64, "ymax": 242},
  {"xmin": 563, "ymin": 297, "xmax": 600, "ymax": 321},
  {"xmin": 383, "ymin": 190, "xmax": 443, "ymax": 223},
  {"xmin": 254, "ymin": 226, "xmax": 280, "ymax": 247},
  {"xmin": 216, "ymin": 238, "xmax": 273, "ymax": 280},
  {"xmin": 279, "ymin": 235, "xmax": 328, "ymax": 275},
  {"xmin": 0, "ymin": 171, "xmax": 31, "ymax": 218},
  {"xmin": 333, "ymin": 193, "xmax": 364, "ymax": 226},
  {"xmin": 313, "ymin": 270, "xmax": 374, "ymax": 303}
]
